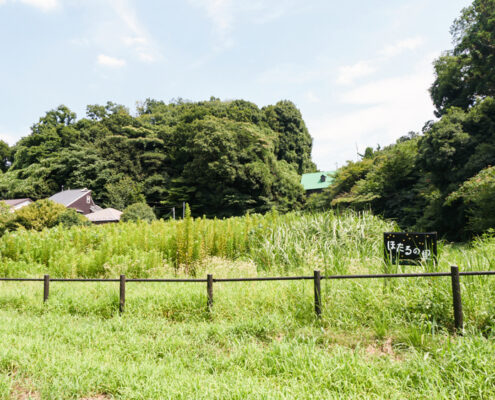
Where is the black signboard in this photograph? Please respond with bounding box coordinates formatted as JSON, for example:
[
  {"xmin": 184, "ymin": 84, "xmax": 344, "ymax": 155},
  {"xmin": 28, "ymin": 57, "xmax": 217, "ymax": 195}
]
[{"xmin": 384, "ymin": 232, "xmax": 437, "ymax": 264}]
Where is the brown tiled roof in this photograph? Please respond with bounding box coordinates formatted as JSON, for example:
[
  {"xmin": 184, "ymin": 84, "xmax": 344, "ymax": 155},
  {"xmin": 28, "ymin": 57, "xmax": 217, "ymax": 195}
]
[
  {"xmin": 2, "ymin": 198, "xmax": 33, "ymax": 206},
  {"xmin": 86, "ymin": 208, "xmax": 122, "ymax": 223}
]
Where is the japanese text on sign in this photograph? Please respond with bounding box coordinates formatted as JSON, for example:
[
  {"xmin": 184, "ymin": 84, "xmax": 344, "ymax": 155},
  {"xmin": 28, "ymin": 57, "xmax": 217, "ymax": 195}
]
[{"xmin": 384, "ymin": 232, "xmax": 437, "ymax": 264}]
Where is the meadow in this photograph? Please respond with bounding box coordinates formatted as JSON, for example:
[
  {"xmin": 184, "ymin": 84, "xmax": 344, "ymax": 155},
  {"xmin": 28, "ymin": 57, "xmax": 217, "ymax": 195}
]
[{"xmin": 0, "ymin": 210, "xmax": 494, "ymax": 399}]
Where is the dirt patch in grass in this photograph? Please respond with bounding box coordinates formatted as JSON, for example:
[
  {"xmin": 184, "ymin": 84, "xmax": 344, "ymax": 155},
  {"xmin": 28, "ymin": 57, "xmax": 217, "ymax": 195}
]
[
  {"xmin": 365, "ymin": 338, "xmax": 400, "ymax": 360},
  {"xmin": 79, "ymin": 394, "xmax": 112, "ymax": 400},
  {"xmin": 10, "ymin": 379, "xmax": 41, "ymax": 400}
]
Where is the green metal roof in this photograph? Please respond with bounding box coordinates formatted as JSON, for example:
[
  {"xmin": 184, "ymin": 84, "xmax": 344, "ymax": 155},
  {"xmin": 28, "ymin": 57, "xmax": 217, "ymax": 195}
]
[{"xmin": 300, "ymin": 172, "xmax": 335, "ymax": 191}]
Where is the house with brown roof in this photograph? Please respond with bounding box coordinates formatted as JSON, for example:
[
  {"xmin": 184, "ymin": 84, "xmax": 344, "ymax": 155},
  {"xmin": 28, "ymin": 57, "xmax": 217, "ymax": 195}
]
[
  {"xmin": 49, "ymin": 188, "xmax": 122, "ymax": 224},
  {"xmin": 86, "ymin": 208, "xmax": 123, "ymax": 224},
  {"xmin": 49, "ymin": 188, "xmax": 101, "ymax": 215}
]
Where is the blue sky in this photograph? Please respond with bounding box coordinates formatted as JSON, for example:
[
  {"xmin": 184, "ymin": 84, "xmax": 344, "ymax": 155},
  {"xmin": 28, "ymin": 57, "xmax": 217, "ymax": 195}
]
[{"xmin": 0, "ymin": 0, "xmax": 472, "ymax": 171}]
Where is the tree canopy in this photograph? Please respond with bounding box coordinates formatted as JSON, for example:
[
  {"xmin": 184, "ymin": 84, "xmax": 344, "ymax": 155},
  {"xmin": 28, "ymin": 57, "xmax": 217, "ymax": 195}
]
[
  {"xmin": 430, "ymin": 0, "xmax": 495, "ymax": 116},
  {"xmin": 1, "ymin": 99, "xmax": 314, "ymax": 218}
]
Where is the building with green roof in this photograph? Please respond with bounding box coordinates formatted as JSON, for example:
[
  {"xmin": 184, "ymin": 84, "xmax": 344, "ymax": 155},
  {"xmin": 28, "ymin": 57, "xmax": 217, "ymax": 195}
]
[{"xmin": 300, "ymin": 172, "xmax": 335, "ymax": 195}]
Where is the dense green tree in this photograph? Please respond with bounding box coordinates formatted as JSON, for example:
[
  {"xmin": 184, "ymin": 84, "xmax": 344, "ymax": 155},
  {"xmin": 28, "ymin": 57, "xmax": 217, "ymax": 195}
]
[
  {"xmin": 263, "ymin": 101, "xmax": 316, "ymax": 174},
  {"xmin": 160, "ymin": 116, "xmax": 304, "ymax": 216},
  {"xmin": 418, "ymin": 98, "xmax": 495, "ymax": 190},
  {"xmin": 446, "ymin": 166, "xmax": 495, "ymax": 233},
  {"xmin": 0, "ymin": 141, "xmax": 11, "ymax": 172},
  {"xmin": 312, "ymin": 138, "xmax": 426, "ymax": 228},
  {"xmin": 105, "ymin": 177, "xmax": 146, "ymax": 211},
  {"xmin": 431, "ymin": 0, "xmax": 495, "ymax": 116},
  {"xmin": 4, "ymin": 97, "xmax": 310, "ymax": 218}
]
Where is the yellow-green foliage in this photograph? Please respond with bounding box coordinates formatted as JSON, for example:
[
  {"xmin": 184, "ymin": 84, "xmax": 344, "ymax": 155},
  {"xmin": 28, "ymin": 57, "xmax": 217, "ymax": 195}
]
[
  {"xmin": 6, "ymin": 208, "xmax": 495, "ymax": 280},
  {"xmin": 0, "ymin": 203, "xmax": 15, "ymax": 235},
  {"xmin": 0, "ymin": 209, "xmax": 395, "ymax": 278},
  {"xmin": 14, "ymin": 199, "xmax": 67, "ymax": 231}
]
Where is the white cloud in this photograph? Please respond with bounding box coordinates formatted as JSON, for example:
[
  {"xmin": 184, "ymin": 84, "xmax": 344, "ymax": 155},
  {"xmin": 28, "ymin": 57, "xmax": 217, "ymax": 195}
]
[
  {"xmin": 334, "ymin": 36, "xmax": 424, "ymax": 86},
  {"xmin": 336, "ymin": 61, "xmax": 376, "ymax": 86},
  {"xmin": 0, "ymin": 0, "xmax": 57, "ymax": 10},
  {"xmin": 188, "ymin": 0, "xmax": 234, "ymax": 48},
  {"xmin": 97, "ymin": 54, "xmax": 126, "ymax": 68},
  {"xmin": 137, "ymin": 52, "xmax": 155, "ymax": 63},
  {"xmin": 123, "ymin": 36, "xmax": 147, "ymax": 46},
  {"xmin": 201, "ymin": 0, "xmax": 233, "ymax": 33},
  {"xmin": 69, "ymin": 0, "xmax": 160, "ymax": 65},
  {"xmin": 304, "ymin": 91, "xmax": 320, "ymax": 104},
  {"xmin": 0, "ymin": 128, "xmax": 26, "ymax": 145},
  {"xmin": 380, "ymin": 37, "xmax": 424, "ymax": 58},
  {"xmin": 307, "ymin": 57, "xmax": 436, "ymax": 170},
  {"xmin": 107, "ymin": 0, "xmax": 160, "ymax": 63},
  {"xmin": 257, "ymin": 62, "xmax": 329, "ymax": 85},
  {"xmin": 19, "ymin": 0, "xmax": 57, "ymax": 11},
  {"xmin": 188, "ymin": 0, "xmax": 300, "ymax": 48}
]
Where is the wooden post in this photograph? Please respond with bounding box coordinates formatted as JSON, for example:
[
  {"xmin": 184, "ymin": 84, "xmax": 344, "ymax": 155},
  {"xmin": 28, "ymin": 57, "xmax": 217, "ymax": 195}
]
[
  {"xmin": 43, "ymin": 274, "xmax": 50, "ymax": 303},
  {"xmin": 450, "ymin": 265, "xmax": 463, "ymax": 333},
  {"xmin": 119, "ymin": 274, "xmax": 126, "ymax": 314},
  {"xmin": 314, "ymin": 270, "xmax": 321, "ymax": 317},
  {"xmin": 207, "ymin": 274, "xmax": 213, "ymax": 311}
]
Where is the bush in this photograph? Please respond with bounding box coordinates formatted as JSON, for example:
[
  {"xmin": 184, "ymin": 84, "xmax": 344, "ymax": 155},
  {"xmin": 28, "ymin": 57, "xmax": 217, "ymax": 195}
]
[
  {"xmin": 14, "ymin": 199, "xmax": 67, "ymax": 231},
  {"xmin": 446, "ymin": 166, "xmax": 495, "ymax": 233},
  {"xmin": 55, "ymin": 208, "xmax": 91, "ymax": 228},
  {"xmin": 0, "ymin": 202, "xmax": 16, "ymax": 235},
  {"xmin": 121, "ymin": 202, "xmax": 156, "ymax": 223}
]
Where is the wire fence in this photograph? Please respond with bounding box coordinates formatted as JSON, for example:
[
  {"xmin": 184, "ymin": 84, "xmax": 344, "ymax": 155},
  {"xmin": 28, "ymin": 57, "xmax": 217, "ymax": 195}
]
[{"xmin": 2, "ymin": 266, "xmax": 495, "ymax": 333}]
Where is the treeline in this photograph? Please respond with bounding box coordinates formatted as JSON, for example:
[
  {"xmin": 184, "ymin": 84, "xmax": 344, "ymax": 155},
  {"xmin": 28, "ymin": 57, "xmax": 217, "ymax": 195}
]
[
  {"xmin": 310, "ymin": 0, "xmax": 495, "ymax": 240},
  {"xmin": 0, "ymin": 98, "xmax": 315, "ymax": 218}
]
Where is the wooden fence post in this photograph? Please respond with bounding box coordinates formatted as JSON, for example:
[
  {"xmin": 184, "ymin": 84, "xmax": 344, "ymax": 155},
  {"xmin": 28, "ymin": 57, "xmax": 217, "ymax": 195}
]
[
  {"xmin": 43, "ymin": 274, "xmax": 50, "ymax": 303},
  {"xmin": 207, "ymin": 274, "xmax": 213, "ymax": 311},
  {"xmin": 450, "ymin": 265, "xmax": 463, "ymax": 333},
  {"xmin": 119, "ymin": 275, "xmax": 126, "ymax": 314},
  {"xmin": 314, "ymin": 270, "xmax": 321, "ymax": 317}
]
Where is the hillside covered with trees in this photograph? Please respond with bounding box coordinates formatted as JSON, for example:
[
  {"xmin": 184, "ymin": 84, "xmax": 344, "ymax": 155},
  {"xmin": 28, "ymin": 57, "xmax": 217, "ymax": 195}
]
[
  {"xmin": 310, "ymin": 0, "xmax": 495, "ymax": 240},
  {"xmin": 0, "ymin": 99, "xmax": 315, "ymax": 218}
]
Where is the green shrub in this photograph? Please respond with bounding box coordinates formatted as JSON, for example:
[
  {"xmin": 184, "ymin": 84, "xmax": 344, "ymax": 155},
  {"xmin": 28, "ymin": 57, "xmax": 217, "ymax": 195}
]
[
  {"xmin": 55, "ymin": 208, "xmax": 91, "ymax": 228},
  {"xmin": 446, "ymin": 166, "xmax": 495, "ymax": 233},
  {"xmin": 121, "ymin": 202, "xmax": 156, "ymax": 223},
  {"xmin": 0, "ymin": 202, "xmax": 16, "ymax": 235},
  {"xmin": 14, "ymin": 199, "xmax": 66, "ymax": 230}
]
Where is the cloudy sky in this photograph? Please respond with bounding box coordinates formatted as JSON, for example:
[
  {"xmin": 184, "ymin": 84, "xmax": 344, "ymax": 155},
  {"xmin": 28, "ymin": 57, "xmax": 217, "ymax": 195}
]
[{"xmin": 0, "ymin": 0, "xmax": 471, "ymax": 171}]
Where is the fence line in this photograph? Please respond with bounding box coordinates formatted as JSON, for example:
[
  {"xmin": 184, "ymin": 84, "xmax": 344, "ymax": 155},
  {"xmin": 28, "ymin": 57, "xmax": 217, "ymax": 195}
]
[{"xmin": 1, "ymin": 266, "xmax": 495, "ymax": 333}]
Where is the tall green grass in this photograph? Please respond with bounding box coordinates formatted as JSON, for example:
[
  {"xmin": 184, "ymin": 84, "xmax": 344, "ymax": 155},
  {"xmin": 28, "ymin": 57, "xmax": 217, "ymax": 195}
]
[
  {"xmin": 0, "ymin": 208, "xmax": 493, "ymax": 278},
  {"xmin": 0, "ymin": 210, "xmax": 397, "ymax": 278},
  {"xmin": 0, "ymin": 210, "xmax": 494, "ymax": 398}
]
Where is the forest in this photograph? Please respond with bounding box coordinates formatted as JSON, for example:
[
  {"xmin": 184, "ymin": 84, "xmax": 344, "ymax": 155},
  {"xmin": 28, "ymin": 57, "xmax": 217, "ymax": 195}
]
[{"xmin": 0, "ymin": 98, "xmax": 315, "ymax": 218}]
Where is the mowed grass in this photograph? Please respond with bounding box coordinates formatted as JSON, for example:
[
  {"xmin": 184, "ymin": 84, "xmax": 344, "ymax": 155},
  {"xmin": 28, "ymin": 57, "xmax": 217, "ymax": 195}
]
[{"xmin": 0, "ymin": 211, "xmax": 494, "ymax": 398}]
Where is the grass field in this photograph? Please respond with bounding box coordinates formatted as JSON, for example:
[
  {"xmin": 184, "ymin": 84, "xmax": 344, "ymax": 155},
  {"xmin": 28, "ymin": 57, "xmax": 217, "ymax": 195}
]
[{"xmin": 0, "ymin": 211, "xmax": 494, "ymax": 399}]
